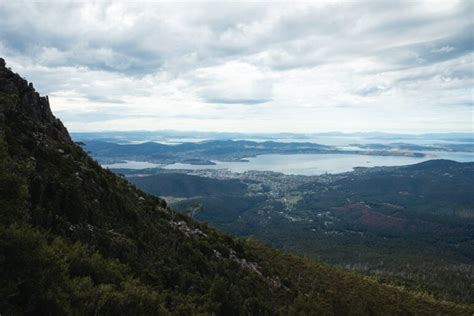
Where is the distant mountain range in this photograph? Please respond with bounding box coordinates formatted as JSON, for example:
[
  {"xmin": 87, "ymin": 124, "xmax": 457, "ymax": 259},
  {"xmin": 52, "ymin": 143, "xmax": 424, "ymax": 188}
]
[
  {"xmin": 72, "ymin": 130, "xmax": 474, "ymax": 143},
  {"xmin": 83, "ymin": 139, "xmax": 432, "ymax": 166}
]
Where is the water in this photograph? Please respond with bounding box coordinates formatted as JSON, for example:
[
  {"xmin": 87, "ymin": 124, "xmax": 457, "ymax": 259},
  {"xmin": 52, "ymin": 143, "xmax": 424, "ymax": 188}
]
[
  {"xmin": 159, "ymin": 151, "xmax": 474, "ymax": 175},
  {"xmin": 102, "ymin": 152, "xmax": 473, "ymax": 175},
  {"xmin": 94, "ymin": 133, "xmax": 474, "ymax": 174}
]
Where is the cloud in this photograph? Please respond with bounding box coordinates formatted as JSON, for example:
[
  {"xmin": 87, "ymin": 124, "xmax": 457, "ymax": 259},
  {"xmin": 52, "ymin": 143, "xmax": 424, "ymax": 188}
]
[
  {"xmin": 204, "ymin": 98, "xmax": 271, "ymax": 105},
  {"xmin": 354, "ymin": 85, "xmax": 390, "ymax": 97},
  {"xmin": 431, "ymin": 46, "xmax": 456, "ymax": 54},
  {"xmin": 375, "ymin": 28, "xmax": 473, "ymax": 69},
  {"xmin": 0, "ymin": 0, "xmax": 472, "ymax": 133},
  {"xmin": 192, "ymin": 61, "xmax": 274, "ymax": 105}
]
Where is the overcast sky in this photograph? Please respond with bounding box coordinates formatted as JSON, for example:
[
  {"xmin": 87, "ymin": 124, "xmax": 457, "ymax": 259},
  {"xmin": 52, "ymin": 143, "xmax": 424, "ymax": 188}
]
[{"xmin": 0, "ymin": 1, "xmax": 472, "ymax": 133}]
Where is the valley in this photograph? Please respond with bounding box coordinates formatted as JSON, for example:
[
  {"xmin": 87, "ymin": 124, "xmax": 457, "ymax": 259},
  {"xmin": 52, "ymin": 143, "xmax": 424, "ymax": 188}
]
[
  {"xmin": 114, "ymin": 161, "xmax": 474, "ymax": 304},
  {"xmin": 81, "ymin": 132, "xmax": 474, "ymax": 304}
]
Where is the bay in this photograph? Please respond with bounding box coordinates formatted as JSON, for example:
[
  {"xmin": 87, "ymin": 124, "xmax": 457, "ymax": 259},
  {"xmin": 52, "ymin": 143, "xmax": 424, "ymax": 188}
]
[{"xmin": 161, "ymin": 152, "xmax": 474, "ymax": 175}]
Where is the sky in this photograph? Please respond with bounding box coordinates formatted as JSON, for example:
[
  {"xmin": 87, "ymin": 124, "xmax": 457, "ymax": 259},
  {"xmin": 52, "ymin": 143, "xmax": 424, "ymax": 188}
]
[{"xmin": 0, "ymin": 0, "xmax": 472, "ymax": 133}]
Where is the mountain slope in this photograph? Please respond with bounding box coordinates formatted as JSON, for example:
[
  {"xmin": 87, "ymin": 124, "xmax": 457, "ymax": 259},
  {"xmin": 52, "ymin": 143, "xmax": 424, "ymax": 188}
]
[
  {"xmin": 164, "ymin": 160, "xmax": 473, "ymax": 303},
  {"xmin": 0, "ymin": 58, "xmax": 472, "ymax": 315},
  {"xmin": 129, "ymin": 173, "xmax": 248, "ymax": 198}
]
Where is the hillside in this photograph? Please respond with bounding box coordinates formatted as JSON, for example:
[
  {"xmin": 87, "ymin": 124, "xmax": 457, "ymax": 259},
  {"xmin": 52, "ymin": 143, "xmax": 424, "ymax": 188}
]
[
  {"xmin": 0, "ymin": 58, "xmax": 472, "ymax": 315},
  {"xmin": 162, "ymin": 161, "xmax": 473, "ymax": 303},
  {"xmin": 129, "ymin": 173, "xmax": 247, "ymax": 198}
]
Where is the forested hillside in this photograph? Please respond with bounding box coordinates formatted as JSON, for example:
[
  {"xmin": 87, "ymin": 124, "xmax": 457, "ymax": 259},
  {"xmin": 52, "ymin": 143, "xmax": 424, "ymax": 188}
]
[
  {"xmin": 157, "ymin": 162, "xmax": 474, "ymax": 304},
  {"xmin": 1, "ymin": 59, "xmax": 472, "ymax": 315},
  {"xmin": 129, "ymin": 173, "xmax": 247, "ymax": 198}
]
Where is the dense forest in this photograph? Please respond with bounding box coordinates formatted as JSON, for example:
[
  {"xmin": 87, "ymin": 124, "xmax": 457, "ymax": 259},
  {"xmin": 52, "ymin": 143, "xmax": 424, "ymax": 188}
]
[
  {"xmin": 1, "ymin": 59, "xmax": 473, "ymax": 315},
  {"xmin": 147, "ymin": 162, "xmax": 473, "ymax": 304}
]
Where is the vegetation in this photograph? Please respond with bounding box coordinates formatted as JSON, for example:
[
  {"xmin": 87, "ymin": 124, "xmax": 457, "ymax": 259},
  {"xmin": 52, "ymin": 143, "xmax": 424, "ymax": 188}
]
[
  {"xmin": 129, "ymin": 173, "xmax": 247, "ymax": 197},
  {"xmin": 0, "ymin": 61, "xmax": 473, "ymax": 314},
  {"xmin": 166, "ymin": 162, "xmax": 474, "ymax": 304}
]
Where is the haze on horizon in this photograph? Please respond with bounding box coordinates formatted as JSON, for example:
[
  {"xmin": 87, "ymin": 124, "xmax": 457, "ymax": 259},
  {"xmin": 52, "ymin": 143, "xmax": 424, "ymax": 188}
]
[{"xmin": 0, "ymin": 1, "xmax": 472, "ymax": 134}]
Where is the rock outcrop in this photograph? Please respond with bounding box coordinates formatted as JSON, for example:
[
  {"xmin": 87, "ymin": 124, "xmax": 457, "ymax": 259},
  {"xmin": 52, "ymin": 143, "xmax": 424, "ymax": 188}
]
[{"xmin": 0, "ymin": 57, "xmax": 70, "ymax": 143}]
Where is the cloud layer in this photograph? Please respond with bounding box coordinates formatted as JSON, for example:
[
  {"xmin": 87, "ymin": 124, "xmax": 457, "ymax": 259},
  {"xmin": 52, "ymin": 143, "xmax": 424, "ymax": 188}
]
[{"xmin": 0, "ymin": 0, "xmax": 472, "ymax": 132}]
